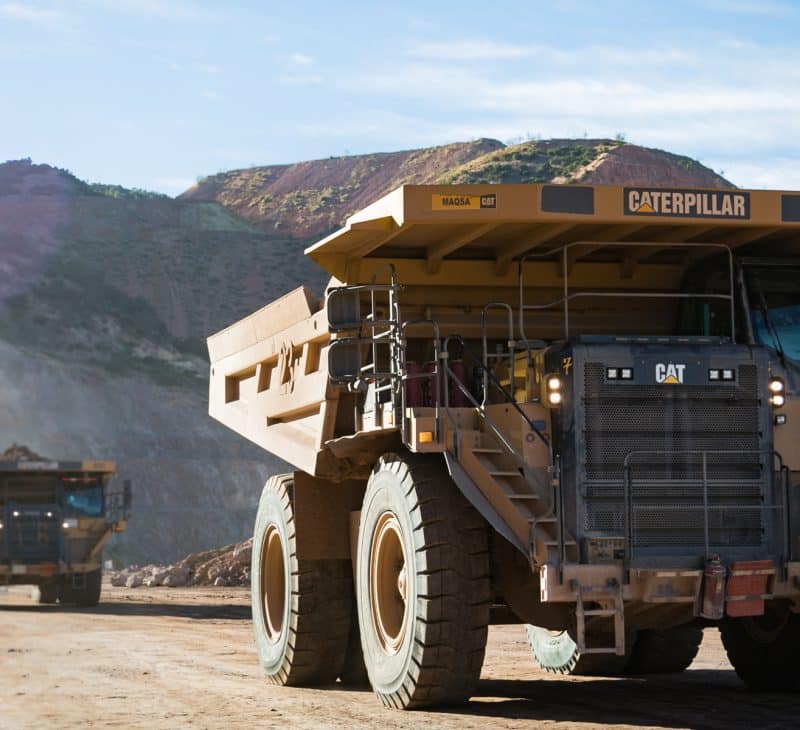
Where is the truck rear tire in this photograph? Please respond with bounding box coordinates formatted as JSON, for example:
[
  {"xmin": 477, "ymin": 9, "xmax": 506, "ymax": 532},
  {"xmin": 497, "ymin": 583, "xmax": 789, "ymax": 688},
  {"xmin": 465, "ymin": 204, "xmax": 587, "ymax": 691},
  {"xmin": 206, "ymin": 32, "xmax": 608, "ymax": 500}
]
[
  {"xmin": 37, "ymin": 581, "xmax": 61, "ymax": 604},
  {"xmin": 251, "ymin": 473, "xmax": 352, "ymax": 686},
  {"xmin": 339, "ymin": 608, "xmax": 369, "ymax": 686},
  {"xmin": 720, "ymin": 601, "xmax": 800, "ymax": 691},
  {"xmin": 356, "ymin": 453, "xmax": 490, "ymax": 709},
  {"xmin": 65, "ymin": 570, "xmax": 102, "ymax": 607},
  {"xmin": 624, "ymin": 624, "xmax": 702, "ymax": 674},
  {"xmin": 525, "ymin": 625, "xmax": 630, "ymax": 676}
]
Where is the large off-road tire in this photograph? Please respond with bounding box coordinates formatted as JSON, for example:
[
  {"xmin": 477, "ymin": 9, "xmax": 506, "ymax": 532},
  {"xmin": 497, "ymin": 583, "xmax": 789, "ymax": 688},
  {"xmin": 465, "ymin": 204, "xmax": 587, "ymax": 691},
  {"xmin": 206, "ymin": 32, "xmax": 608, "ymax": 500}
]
[
  {"xmin": 251, "ymin": 473, "xmax": 353, "ymax": 686},
  {"xmin": 525, "ymin": 625, "xmax": 630, "ymax": 676},
  {"xmin": 339, "ymin": 606, "xmax": 369, "ymax": 686},
  {"xmin": 625, "ymin": 624, "xmax": 702, "ymax": 675},
  {"xmin": 73, "ymin": 570, "xmax": 102, "ymax": 607},
  {"xmin": 36, "ymin": 581, "xmax": 61, "ymax": 604},
  {"xmin": 720, "ymin": 601, "xmax": 800, "ymax": 691},
  {"xmin": 356, "ymin": 453, "xmax": 491, "ymax": 709},
  {"xmin": 61, "ymin": 570, "xmax": 102, "ymax": 607}
]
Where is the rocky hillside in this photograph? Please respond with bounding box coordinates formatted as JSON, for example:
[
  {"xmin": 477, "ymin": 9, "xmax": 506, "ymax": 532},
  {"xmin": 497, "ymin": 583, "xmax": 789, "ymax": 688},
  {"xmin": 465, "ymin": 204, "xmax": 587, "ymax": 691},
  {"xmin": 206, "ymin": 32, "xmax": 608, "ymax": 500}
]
[
  {"xmin": 0, "ymin": 141, "xmax": 732, "ymax": 564},
  {"xmin": 181, "ymin": 138, "xmax": 731, "ymax": 239}
]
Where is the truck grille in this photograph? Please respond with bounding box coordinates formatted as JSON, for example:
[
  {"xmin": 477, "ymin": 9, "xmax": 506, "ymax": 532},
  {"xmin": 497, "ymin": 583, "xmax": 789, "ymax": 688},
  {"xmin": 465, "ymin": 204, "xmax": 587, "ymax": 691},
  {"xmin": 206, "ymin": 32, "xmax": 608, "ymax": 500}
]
[
  {"xmin": 582, "ymin": 362, "xmax": 765, "ymax": 549},
  {"xmin": 1, "ymin": 513, "xmax": 60, "ymax": 563}
]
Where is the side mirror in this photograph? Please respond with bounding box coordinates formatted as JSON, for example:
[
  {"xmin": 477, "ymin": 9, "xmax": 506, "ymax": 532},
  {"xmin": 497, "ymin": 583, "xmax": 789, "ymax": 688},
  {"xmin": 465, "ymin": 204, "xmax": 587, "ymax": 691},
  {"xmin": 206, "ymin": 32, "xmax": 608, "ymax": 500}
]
[
  {"xmin": 328, "ymin": 340, "xmax": 364, "ymax": 382},
  {"xmin": 326, "ymin": 288, "xmax": 361, "ymax": 331}
]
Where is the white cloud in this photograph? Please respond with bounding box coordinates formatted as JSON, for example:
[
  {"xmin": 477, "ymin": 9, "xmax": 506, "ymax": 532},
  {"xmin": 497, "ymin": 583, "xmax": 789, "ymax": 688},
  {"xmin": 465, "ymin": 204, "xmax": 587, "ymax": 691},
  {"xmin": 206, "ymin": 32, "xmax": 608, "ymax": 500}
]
[
  {"xmin": 0, "ymin": 2, "xmax": 61, "ymax": 22},
  {"xmin": 713, "ymin": 159, "xmax": 800, "ymax": 190},
  {"xmin": 289, "ymin": 52, "xmax": 314, "ymax": 66},
  {"xmin": 200, "ymin": 88, "xmax": 219, "ymax": 100},
  {"xmin": 279, "ymin": 74, "xmax": 322, "ymax": 86},
  {"xmin": 198, "ymin": 63, "xmax": 222, "ymax": 74},
  {"xmin": 408, "ymin": 39, "xmax": 532, "ymax": 61}
]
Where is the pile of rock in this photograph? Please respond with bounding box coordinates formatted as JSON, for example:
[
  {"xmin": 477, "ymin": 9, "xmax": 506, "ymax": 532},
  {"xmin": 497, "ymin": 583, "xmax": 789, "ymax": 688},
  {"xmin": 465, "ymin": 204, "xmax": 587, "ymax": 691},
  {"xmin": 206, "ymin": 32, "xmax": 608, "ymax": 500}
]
[
  {"xmin": 1, "ymin": 443, "xmax": 47, "ymax": 461},
  {"xmin": 109, "ymin": 538, "xmax": 253, "ymax": 589}
]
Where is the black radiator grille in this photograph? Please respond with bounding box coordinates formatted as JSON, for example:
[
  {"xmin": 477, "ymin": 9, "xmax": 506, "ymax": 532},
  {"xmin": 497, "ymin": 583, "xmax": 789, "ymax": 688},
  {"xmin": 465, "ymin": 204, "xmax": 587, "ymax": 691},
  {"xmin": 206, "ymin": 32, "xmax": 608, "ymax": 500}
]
[
  {"xmin": 1, "ymin": 515, "xmax": 60, "ymax": 563},
  {"xmin": 582, "ymin": 362, "xmax": 765, "ymax": 548}
]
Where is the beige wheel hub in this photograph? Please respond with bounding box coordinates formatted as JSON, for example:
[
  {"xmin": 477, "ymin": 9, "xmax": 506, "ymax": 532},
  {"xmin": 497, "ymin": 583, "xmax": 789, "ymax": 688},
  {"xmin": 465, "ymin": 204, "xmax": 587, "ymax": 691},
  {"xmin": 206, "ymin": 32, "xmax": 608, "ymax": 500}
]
[
  {"xmin": 261, "ymin": 524, "xmax": 286, "ymax": 643},
  {"xmin": 370, "ymin": 511, "xmax": 409, "ymax": 655}
]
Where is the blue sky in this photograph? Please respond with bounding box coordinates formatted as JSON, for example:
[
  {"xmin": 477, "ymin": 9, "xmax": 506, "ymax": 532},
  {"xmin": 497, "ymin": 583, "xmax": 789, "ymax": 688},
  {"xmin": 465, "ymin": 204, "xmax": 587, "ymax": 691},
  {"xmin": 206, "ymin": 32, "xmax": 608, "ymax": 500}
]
[{"xmin": 1, "ymin": 0, "xmax": 798, "ymax": 194}]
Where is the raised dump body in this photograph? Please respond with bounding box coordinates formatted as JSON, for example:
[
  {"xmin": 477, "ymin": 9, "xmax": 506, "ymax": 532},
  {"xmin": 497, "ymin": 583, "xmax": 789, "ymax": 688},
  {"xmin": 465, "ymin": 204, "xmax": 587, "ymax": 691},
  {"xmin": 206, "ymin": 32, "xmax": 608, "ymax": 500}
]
[
  {"xmin": 0, "ymin": 457, "xmax": 130, "ymax": 606},
  {"xmin": 209, "ymin": 183, "xmax": 800, "ymax": 706}
]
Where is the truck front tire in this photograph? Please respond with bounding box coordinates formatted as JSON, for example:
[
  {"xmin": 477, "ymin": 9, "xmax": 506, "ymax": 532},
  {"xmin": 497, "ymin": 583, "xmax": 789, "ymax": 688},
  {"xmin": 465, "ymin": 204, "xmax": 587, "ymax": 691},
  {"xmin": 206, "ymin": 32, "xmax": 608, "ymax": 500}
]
[
  {"xmin": 720, "ymin": 601, "xmax": 800, "ymax": 691},
  {"xmin": 251, "ymin": 473, "xmax": 353, "ymax": 686},
  {"xmin": 525, "ymin": 625, "xmax": 630, "ymax": 676},
  {"xmin": 625, "ymin": 624, "xmax": 702, "ymax": 674},
  {"xmin": 356, "ymin": 453, "xmax": 490, "ymax": 709}
]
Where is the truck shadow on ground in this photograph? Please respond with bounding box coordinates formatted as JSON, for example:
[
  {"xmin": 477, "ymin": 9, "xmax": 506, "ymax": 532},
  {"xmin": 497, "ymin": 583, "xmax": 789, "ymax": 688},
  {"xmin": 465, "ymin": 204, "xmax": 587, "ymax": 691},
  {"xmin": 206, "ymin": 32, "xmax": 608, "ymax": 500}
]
[
  {"xmin": 437, "ymin": 672, "xmax": 797, "ymax": 729},
  {"xmin": 0, "ymin": 602, "xmax": 252, "ymax": 620}
]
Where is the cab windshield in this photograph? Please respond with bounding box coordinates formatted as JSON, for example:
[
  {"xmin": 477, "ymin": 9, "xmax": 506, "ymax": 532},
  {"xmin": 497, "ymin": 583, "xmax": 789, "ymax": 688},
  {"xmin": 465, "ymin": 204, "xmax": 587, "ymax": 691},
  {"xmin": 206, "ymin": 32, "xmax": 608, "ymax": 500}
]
[
  {"xmin": 63, "ymin": 484, "xmax": 104, "ymax": 517},
  {"xmin": 747, "ymin": 267, "xmax": 800, "ymax": 363}
]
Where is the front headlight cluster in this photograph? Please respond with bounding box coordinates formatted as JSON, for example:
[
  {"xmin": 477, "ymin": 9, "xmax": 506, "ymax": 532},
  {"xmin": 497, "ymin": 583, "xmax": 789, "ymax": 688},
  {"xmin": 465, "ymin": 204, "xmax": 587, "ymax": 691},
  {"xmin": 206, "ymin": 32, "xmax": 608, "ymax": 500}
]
[
  {"xmin": 769, "ymin": 377, "xmax": 785, "ymax": 408},
  {"xmin": 545, "ymin": 374, "xmax": 562, "ymax": 406}
]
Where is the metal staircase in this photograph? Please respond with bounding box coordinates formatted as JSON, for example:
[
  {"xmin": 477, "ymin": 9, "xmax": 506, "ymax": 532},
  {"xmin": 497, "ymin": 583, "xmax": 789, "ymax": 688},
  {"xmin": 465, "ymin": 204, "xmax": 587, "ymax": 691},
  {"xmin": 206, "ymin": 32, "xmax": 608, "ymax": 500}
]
[
  {"xmin": 451, "ymin": 421, "xmax": 577, "ymax": 568},
  {"xmin": 326, "ymin": 278, "xmax": 579, "ymax": 569}
]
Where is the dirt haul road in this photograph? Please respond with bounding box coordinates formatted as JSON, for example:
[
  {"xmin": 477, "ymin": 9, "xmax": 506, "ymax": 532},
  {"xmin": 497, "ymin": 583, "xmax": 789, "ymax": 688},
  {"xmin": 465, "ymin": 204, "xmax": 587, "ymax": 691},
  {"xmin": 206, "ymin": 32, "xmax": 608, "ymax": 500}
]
[{"xmin": 0, "ymin": 585, "xmax": 796, "ymax": 730}]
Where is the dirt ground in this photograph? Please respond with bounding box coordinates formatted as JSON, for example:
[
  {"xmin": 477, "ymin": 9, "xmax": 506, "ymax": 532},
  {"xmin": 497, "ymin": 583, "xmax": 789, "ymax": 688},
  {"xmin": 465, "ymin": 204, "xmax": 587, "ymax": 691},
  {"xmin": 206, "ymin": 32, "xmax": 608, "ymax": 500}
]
[{"xmin": 0, "ymin": 584, "xmax": 796, "ymax": 730}]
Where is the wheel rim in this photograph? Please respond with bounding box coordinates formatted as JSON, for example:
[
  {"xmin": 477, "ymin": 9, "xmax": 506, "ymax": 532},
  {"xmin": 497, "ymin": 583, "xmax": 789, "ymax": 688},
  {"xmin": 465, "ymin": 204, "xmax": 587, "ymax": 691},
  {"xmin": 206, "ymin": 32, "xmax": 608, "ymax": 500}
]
[
  {"xmin": 261, "ymin": 524, "xmax": 286, "ymax": 643},
  {"xmin": 369, "ymin": 511, "xmax": 409, "ymax": 655}
]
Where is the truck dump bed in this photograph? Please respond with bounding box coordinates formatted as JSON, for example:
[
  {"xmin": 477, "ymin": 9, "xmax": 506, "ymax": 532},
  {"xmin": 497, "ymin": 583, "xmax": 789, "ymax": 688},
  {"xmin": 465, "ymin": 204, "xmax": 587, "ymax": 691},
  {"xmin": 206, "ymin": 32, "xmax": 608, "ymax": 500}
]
[{"xmin": 208, "ymin": 183, "xmax": 800, "ymax": 478}]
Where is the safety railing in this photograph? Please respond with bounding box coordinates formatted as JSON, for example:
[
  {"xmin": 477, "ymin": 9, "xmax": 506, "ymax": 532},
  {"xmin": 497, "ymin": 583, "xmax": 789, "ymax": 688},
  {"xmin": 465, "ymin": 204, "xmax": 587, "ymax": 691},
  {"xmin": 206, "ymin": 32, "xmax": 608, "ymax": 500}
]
[
  {"xmin": 622, "ymin": 449, "xmax": 791, "ymax": 580},
  {"xmin": 518, "ymin": 241, "xmax": 736, "ymax": 342},
  {"xmin": 481, "ymin": 302, "xmax": 516, "ymax": 406},
  {"xmin": 326, "ymin": 265, "xmax": 403, "ymax": 429},
  {"xmin": 438, "ymin": 335, "xmax": 552, "ymax": 496},
  {"xmin": 398, "ymin": 319, "xmax": 441, "ymax": 446}
]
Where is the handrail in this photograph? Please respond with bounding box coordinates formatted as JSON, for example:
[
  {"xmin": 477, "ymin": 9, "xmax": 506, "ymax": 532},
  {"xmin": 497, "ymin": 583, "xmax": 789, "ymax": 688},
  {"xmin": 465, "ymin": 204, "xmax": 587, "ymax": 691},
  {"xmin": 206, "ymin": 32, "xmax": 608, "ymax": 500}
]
[
  {"xmin": 443, "ymin": 334, "xmax": 550, "ymax": 450},
  {"xmin": 622, "ymin": 449, "xmax": 788, "ymax": 580},
  {"xmin": 481, "ymin": 302, "xmax": 516, "ymax": 407},
  {"xmin": 518, "ymin": 241, "xmax": 736, "ymax": 342},
  {"xmin": 399, "ymin": 319, "xmax": 441, "ymax": 446}
]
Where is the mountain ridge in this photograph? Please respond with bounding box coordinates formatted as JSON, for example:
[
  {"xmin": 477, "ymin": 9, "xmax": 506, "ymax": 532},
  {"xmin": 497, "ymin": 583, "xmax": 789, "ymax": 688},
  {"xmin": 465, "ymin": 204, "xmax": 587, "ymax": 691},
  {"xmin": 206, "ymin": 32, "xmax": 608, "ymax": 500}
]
[{"xmin": 180, "ymin": 138, "xmax": 732, "ymax": 239}]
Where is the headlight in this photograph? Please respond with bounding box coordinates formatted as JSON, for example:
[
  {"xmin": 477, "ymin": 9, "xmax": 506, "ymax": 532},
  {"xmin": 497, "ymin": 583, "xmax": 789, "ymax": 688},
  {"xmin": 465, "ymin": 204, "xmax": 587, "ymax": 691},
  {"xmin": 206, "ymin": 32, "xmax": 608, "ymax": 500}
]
[
  {"xmin": 770, "ymin": 393, "xmax": 786, "ymax": 408},
  {"xmin": 544, "ymin": 373, "xmax": 563, "ymax": 406},
  {"xmin": 769, "ymin": 378, "xmax": 785, "ymax": 394},
  {"xmin": 0, "ymin": 521, "xmax": 4, "ymax": 529},
  {"xmin": 62, "ymin": 518, "xmax": 78, "ymax": 530}
]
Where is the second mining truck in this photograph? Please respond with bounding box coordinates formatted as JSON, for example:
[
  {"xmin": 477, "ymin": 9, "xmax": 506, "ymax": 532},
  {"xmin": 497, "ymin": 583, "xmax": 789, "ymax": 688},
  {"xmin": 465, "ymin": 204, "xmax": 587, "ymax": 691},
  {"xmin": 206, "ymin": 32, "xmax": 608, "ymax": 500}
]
[
  {"xmin": 208, "ymin": 183, "xmax": 800, "ymax": 708},
  {"xmin": 0, "ymin": 455, "xmax": 130, "ymax": 606}
]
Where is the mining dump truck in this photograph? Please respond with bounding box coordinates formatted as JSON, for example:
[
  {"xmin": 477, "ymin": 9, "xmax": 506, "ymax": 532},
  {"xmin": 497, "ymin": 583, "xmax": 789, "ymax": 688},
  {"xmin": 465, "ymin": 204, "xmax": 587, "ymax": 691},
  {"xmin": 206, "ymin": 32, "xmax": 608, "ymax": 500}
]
[
  {"xmin": 0, "ymin": 455, "xmax": 130, "ymax": 606},
  {"xmin": 208, "ymin": 183, "xmax": 800, "ymax": 707}
]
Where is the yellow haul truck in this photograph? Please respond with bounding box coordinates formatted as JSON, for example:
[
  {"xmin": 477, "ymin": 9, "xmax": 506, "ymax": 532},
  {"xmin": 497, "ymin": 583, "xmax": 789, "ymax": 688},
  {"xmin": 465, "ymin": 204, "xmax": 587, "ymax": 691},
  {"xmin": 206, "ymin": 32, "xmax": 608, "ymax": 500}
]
[
  {"xmin": 209, "ymin": 183, "xmax": 800, "ymax": 708},
  {"xmin": 0, "ymin": 458, "xmax": 129, "ymax": 605}
]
